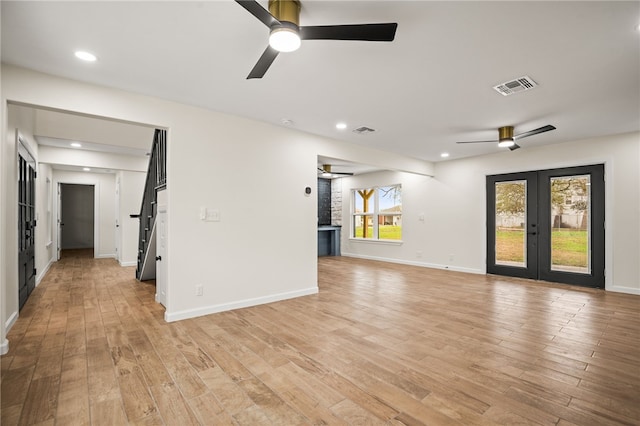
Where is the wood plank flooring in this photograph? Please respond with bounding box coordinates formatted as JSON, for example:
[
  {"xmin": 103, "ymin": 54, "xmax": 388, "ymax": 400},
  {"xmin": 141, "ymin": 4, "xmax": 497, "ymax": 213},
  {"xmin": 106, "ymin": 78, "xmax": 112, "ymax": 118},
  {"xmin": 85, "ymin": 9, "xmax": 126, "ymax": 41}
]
[{"xmin": 1, "ymin": 249, "xmax": 639, "ymax": 425}]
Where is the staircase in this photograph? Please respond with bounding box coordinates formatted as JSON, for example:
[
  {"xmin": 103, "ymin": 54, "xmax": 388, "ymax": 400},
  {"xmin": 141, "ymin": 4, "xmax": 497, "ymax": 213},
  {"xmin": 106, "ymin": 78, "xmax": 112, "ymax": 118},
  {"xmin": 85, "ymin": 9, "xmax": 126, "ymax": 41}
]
[{"xmin": 135, "ymin": 129, "xmax": 166, "ymax": 281}]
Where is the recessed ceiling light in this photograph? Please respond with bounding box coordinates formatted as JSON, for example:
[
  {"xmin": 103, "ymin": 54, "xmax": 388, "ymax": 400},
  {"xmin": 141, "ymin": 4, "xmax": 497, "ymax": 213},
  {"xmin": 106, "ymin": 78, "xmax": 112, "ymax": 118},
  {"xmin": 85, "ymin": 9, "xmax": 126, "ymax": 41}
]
[
  {"xmin": 336, "ymin": 122, "xmax": 347, "ymax": 130},
  {"xmin": 83, "ymin": 167, "xmax": 91, "ymax": 172},
  {"xmin": 440, "ymin": 152, "xmax": 450, "ymax": 158},
  {"xmin": 74, "ymin": 51, "xmax": 97, "ymax": 62},
  {"xmin": 70, "ymin": 142, "xmax": 82, "ymax": 148}
]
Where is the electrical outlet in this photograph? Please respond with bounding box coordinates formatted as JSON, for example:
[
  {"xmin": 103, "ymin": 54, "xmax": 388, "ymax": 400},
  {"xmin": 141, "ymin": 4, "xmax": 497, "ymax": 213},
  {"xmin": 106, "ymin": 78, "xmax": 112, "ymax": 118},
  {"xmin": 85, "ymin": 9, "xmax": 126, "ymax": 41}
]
[
  {"xmin": 195, "ymin": 285, "xmax": 203, "ymax": 296},
  {"xmin": 416, "ymin": 250, "xmax": 423, "ymax": 258},
  {"xmin": 448, "ymin": 254, "xmax": 454, "ymax": 262}
]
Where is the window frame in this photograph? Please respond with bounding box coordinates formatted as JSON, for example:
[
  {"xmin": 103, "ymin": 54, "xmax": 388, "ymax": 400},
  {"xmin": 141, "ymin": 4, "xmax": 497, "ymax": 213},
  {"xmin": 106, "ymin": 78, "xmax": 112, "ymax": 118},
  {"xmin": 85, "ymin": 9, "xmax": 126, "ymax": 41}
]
[{"xmin": 351, "ymin": 184, "xmax": 402, "ymax": 242}]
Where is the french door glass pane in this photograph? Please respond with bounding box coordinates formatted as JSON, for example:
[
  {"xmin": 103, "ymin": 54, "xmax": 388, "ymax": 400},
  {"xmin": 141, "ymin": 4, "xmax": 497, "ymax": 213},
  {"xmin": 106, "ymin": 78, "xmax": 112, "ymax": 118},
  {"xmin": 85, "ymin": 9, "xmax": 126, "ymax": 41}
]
[
  {"xmin": 550, "ymin": 175, "xmax": 590, "ymax": 273},
  {"xmin": 495, "ymin": 180, "xmax": 527, "ymax": 267}
]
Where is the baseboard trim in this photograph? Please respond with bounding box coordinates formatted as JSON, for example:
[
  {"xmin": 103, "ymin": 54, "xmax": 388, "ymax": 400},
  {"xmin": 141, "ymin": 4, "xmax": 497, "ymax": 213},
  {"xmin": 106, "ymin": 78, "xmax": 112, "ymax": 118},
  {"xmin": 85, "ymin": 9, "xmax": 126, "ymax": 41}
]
[
  {"xmin": 119, "ymin": 260, "xmax": 137, "ymax": 267},
  {"xmin": 96, "ymin": 253, "xmax": 116, "ymax": 259},
  {"xmin": 5, "ymin": 311, "xmax": 19, "ymax": 333},
  {"xmin": 341, "ymin": 252, "xmax": 484, "ymax": 275},
  {"xmin": 164, "ymin": 287, "xmax": 319, "ymax": 322},
  {"xmin": 607, "ymin": 285, "xmax": 640, "ymax": 296},
  {"xmin": 0, "ymin": 339, "xmax": 9, "ymax": 355},
  {"xmin": 342, "ymin": 253, "xmax": 639, "ymax": 295},
  {"xmin": 36, "ymin": 258, "xmax": 54, "ymax": 286}
]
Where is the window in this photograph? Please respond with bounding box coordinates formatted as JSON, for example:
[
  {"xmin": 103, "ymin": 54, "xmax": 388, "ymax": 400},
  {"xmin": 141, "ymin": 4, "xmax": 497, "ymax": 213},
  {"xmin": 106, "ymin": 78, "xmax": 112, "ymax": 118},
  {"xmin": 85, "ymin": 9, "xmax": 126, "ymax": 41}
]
[{"xmin": 352, "ymin": 185, "xmax": 402, "ymax": 241}]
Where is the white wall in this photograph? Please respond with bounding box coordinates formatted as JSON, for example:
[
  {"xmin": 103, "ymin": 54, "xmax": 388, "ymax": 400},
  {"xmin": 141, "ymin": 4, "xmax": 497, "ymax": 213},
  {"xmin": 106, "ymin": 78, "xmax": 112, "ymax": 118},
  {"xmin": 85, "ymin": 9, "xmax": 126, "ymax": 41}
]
[
  {"xmin": 52, "ymin": 170, "xmax": 116, "ymax": 259},
  {"xmin": 38, "ymin": 145, "xmax": 148, "ymax": 172},
  {"xmin": 117, "ymin": 170, "xmax": 146, "ymax": 266},
  {"xmin": 35, "ymin": 162, "xmax": 54, "ymax": 284},
  {"xmin": 1, "ymin": 65, "xmax": 433, "ymax": 330},
  {"xmin": 35, "ymin": 108, "xmax": 155, "ymax": 151},
  {"xmin": 341, "ymin": 132, "xmax": 640, "ymax": 295}
]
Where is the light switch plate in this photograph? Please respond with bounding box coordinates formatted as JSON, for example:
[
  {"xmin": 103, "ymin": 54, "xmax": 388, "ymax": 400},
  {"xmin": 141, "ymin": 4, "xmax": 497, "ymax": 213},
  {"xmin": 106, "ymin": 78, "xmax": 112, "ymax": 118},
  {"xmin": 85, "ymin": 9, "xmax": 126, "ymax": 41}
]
[
  {"xmin": 207, "ymin": 209, "xmax": 220, "ymax": 222},
  {"xmin": 200, "ymin": 207, "xmax": 220, "ymax": 221}
]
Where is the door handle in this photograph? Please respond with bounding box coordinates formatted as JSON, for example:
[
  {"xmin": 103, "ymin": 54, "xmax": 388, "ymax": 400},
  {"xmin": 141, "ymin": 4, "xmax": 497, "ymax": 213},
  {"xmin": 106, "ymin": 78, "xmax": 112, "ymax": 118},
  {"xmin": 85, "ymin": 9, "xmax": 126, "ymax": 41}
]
[
  {"xmin": 156, "ymin": 256, "xmax": 162, "ymax": 261},
  {"xmin": 527, "ymin": 232, "xmax": 537, "ymax": 235}
]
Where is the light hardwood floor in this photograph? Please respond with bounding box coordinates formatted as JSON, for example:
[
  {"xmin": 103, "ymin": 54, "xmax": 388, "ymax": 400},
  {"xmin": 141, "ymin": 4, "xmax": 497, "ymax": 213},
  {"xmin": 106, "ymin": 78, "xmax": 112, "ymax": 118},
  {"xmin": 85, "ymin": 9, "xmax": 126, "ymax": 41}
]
[{"xmin": 1, "ymin": 249, "xmax": 639, "ymax": 425}]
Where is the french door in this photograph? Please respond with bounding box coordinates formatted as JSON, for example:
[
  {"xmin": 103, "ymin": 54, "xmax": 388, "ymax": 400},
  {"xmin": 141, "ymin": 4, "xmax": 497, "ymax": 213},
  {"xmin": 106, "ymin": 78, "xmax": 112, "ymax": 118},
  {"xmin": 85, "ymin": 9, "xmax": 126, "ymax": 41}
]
[{"xmin": 487, "ymin": 164, "xmax": 604, "ymax": 288}]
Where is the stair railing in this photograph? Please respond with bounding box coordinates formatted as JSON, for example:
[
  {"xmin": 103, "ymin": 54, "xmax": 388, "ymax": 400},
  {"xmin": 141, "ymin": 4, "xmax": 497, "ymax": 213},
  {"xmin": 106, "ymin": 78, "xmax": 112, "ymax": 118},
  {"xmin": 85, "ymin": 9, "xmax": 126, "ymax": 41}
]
[{"xmin": 135, "ymin": 129, "xmax": 166, "ymax": 280}]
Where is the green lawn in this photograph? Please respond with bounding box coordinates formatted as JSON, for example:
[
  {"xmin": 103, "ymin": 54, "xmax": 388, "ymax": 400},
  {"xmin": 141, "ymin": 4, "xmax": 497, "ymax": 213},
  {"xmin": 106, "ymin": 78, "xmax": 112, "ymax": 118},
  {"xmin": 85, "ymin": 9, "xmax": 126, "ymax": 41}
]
[
  {"xmin": 354, "ymin": 225, "xmax": 402, "ymax": 240},
  {"xmin": 496, "ymin": 228, "xmax": 588, "ymax": 267}
]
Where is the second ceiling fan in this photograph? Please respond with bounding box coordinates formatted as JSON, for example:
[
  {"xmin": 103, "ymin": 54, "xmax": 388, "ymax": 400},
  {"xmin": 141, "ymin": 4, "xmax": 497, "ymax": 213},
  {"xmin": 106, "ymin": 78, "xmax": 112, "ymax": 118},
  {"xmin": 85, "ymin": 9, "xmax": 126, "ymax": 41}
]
[
  {"xmin": 457, "ymin": 125, "xmax": 556, "ymax": 151},
  {"xmin": 236, "ymin": 0, "xmax": 398, "ymax": 79}
]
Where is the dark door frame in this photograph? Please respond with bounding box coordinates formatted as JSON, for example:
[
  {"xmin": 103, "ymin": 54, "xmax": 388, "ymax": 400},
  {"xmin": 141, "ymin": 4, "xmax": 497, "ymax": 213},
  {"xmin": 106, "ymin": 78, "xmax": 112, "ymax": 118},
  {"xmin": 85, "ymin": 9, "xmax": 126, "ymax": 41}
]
[{"xmin": 17, "ymin": 136, "xmax": 37, "ymax": 310}]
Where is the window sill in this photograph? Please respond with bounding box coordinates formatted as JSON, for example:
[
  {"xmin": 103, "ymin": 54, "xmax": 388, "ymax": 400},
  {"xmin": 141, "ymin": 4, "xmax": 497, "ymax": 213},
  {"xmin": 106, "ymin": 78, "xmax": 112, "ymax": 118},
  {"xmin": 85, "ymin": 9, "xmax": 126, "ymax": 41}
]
[{"xmin": 349, "ymin": 238, "xmax": 403, "ymax": 246}]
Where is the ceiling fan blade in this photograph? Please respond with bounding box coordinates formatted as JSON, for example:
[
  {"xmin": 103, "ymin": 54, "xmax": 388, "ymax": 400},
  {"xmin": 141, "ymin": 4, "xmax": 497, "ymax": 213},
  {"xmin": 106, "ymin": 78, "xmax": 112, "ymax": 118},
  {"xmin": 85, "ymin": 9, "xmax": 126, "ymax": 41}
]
[
  {"xmin": 514, "ymin": 124, "xmax": 556, "ymax": 140},
  {"xmin": 300, "ymin": 23, "xmax": 398, "ymax": 41},
  {"xmin": 456, "ymin": 140, "xmax": 498, "ymax": 144},
  {"xmin": 508, "ymin": 143, "xmax": 521, "ymax": 151},
  {"xmin": 318, "ymin": 167, "xmax": 354, "ymax": 176},
  {"xmin": 235, "ymin": 0, "xmax": 280, "ymax": 28},
  {"xmin": 247, "ymin": 46, "xmax": 279, "ymax": 79}
]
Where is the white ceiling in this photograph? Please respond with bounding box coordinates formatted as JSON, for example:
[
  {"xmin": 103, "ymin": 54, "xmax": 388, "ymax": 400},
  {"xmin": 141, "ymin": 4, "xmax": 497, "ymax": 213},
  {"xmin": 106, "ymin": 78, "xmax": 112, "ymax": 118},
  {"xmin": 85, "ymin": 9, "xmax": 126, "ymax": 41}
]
[{"xmin": 2, "ymin": 1, "xmax": 639, "ymax": 168}]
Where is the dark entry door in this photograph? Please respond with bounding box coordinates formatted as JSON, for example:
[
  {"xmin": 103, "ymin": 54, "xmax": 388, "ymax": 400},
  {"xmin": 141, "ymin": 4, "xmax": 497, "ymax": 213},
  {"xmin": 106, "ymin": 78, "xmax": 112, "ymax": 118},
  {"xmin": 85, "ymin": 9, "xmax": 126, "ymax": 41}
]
[
  {"xmin": 487, "ymin": 164, "xmax": 605, "ymax": 288},
  {"xmin": 18, "ymin": 143, "xmax": 37, "ymax": 309}
]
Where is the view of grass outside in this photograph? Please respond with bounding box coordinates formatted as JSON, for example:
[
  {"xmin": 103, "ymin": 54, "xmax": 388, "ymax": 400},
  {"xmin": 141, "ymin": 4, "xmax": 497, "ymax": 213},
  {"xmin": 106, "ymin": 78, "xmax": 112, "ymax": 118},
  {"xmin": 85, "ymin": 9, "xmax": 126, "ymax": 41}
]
[
  {"xmin": 551, "ymin": 229, "xmax": 589, "ymax": 268},
  {"xmin": 496, "ymin": 228, "xmax": 588, "ymax": 267},
  {"xmin": 355, "ymin": 225, "xmax": 402, "ymax": 240},
  {"xmin": 496, "ymin": 229, "xmax": 526, "ymax": 264}
]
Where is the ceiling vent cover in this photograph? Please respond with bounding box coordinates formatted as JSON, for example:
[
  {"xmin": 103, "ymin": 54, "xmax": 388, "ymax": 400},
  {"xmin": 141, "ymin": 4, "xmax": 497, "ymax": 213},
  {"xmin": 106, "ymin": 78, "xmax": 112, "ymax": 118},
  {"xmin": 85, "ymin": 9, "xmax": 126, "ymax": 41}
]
[
  {"xmin": 493, "ymin": 76, "xmax": 538, "ymax": 96},
  {"xmin": 353, "ymin": 126, "xmax": 376, "ymax": 134}
]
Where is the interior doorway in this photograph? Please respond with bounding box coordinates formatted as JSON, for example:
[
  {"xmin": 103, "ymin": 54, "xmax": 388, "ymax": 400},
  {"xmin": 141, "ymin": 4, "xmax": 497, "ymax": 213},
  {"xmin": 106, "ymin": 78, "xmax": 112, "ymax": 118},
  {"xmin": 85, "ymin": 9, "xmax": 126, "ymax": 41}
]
[
  {"xmin": 59, "ymin": 183, "xmax": 96, "ymax": 258},
  {"xmin": 486, "ymin": 164, "xmax": 605, "ymax": 288}
]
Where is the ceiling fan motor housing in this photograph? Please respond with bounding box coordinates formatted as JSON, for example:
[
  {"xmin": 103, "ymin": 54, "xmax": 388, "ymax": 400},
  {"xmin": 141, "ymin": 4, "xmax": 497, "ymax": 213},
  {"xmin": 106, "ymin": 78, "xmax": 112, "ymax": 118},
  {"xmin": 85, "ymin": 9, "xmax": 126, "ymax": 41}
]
[
  {"xmin": 498, "ymin": 126, "xmax": 514, "ymax": 141},
  {"xmin": 269, "ymin": 0, "xmax": 300, "ymax": 26}
]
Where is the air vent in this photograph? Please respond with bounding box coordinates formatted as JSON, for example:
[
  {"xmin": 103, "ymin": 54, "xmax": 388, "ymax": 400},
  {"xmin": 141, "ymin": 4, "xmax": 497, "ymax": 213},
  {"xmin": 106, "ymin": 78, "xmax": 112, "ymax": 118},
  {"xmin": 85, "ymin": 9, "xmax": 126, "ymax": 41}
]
[
  {"xmin": 353, "ymin": 126, "xmax": 376, "ymax": 134},
  {"xmin": 493, "ymin": 76, "xmax": 538, "ymax": 96}
]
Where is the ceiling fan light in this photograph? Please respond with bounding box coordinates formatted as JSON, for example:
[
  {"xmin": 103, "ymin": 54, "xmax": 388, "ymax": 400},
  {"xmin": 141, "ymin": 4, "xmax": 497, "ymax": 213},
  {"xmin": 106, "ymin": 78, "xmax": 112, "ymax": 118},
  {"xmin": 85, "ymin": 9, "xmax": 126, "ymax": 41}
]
[
  {"xmin": 269, "ymin": 27, "xmax": 301, "ymax": 52},
  {"xmin": 498, "ymin": 138, "xmax": 515, "ymax": 148}
]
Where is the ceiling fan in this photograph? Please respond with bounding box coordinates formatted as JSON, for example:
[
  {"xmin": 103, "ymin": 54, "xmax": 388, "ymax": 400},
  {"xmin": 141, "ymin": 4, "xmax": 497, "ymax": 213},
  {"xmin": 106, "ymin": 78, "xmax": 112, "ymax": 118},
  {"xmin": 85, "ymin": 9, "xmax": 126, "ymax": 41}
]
[
  {"xmin": 456, "ymin": 124, "xmax": 556, "ymax": 151},
  {"xmin": 235, "ymin": 0, "xmax": 398, "ymax": 79},
  {"xmin": 318, "ymin": 165, "xmax": 353, "ymax": 177}
]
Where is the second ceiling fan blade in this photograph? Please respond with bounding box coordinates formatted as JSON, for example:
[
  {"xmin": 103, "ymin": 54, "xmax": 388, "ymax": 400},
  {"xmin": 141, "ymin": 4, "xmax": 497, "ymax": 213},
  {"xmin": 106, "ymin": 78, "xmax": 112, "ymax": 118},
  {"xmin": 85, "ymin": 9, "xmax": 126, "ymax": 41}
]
[
  {"xmin": 456, "ymin": 140, "xmax": 498, "ymax": 144},
  {"xmin": 514, "ymin": 125, "xmax": 556, "ymax": 140},
  {"xmin": 300, "ymin": 23, "xmax": 398, "ymax": 41},
  {"xmin": 235, "ymin": 0, "xmax": 280, "ymax": 28},
  {"xmin": 247, "ymin": 46, "xmax": 279, "ymax": 79}
]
